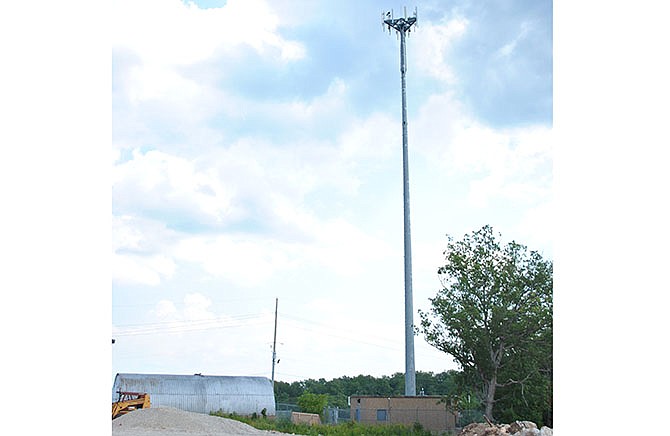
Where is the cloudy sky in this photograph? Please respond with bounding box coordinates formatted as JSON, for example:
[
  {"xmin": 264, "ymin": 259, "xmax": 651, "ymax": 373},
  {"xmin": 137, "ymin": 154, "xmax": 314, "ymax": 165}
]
[{"xmin": 111, "ymin": 0, "xmax": 553, "ymax": 386}]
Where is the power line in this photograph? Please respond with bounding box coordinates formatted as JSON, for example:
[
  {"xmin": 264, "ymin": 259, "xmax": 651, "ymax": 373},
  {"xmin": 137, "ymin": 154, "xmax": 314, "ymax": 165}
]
[
  {"xmin": 278, "ymin": 312, "xmax": 402, "ymax": 349},
  {"xmin": 280, "ymin": 318, "xmax": 402, "ymax": 352},
  {"xmin": 114, "ymin": 314, "xmax": 271, "ymax": 337},
  {"xmin": 112, "ymin": 295, "xmax": 272, "ymax": 308},
  {"xmin": 113, "ymin": 312, "xmax": 267, "ymax": 328}
]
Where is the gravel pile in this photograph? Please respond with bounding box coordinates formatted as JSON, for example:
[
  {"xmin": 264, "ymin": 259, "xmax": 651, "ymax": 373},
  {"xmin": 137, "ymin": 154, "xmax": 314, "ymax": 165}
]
[{"xmin": 112, "ymin": 407, "xmax": 285, "ymax": 436}]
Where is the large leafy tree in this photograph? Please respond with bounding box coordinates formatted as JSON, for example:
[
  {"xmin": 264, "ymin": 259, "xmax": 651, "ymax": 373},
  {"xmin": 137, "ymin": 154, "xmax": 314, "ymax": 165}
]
[{"xmin": 418, "ymin": 225, "xmax": 552, "ymax": 422}]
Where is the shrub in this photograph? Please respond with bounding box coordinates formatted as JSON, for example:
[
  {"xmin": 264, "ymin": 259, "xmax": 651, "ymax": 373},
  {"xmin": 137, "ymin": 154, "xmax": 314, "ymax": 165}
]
[
  {"xmin": 297, "ymin": 392, "xmax": 329, "ymax": 416},
  {"xmin": 211, "ymin": 410, "xmax": 434, "ymax": 435}
]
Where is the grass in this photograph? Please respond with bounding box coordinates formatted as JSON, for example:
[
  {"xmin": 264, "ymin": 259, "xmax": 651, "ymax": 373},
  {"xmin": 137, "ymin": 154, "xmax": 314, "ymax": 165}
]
[{"xmin": 209, "ymin": 410, "xmax": 447, "ymax": 435}]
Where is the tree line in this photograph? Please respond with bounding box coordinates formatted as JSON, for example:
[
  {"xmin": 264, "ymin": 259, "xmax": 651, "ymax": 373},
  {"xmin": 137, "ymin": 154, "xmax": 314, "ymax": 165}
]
[
  {"xmin": 275, "ymin": 370, "xmax": 459, "ymax": 409},
  {"xmin": 276, "ymin": 226, "xmax": 552, "ymax": 427}
]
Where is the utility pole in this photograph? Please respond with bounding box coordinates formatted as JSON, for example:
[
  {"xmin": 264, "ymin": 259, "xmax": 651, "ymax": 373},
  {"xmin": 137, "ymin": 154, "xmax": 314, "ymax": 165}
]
[
  {"xmin": 271, "ymin": 298, "xmax": 278, "ymax": 388},
  {"xmin": 383, "ymin": 7, "xmax": 417, "ymax": 397}
]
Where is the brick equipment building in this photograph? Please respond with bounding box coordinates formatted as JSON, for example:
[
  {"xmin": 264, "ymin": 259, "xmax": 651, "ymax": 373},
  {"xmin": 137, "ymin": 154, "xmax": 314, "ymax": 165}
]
[{"xmin": 350, "ymin": 395, "xmax": 457, "ymax": 433}]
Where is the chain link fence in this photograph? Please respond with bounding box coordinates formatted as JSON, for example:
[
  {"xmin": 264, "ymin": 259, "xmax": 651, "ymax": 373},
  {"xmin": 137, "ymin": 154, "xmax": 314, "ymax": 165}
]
[
  {"xmin": 456, "ymin": 409, "xmax": 485, "ymax": 427},
  {"xmin": 275, "ymin": 402, "xmax": 300, "ymax": 422},
  {"xmin": 276, "ymin": 403, "xmax": 477, "ymax": 428},
  {"xmin": 275, "ymin": 403, "xmax": 352, "ymax": 424},
  {"xmin": 324, "ymin": 407, "xmax": 351, "ymax": 424}
]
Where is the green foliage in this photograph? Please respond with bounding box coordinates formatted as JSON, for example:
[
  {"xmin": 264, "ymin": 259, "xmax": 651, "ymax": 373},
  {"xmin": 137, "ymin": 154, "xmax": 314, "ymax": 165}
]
[
  {"xmin": 275, "ymin": 370, "xmax": 461, "ymax": 409},
  {"xmin": 297, "ymin": 392, "xmax": 329, "ymax": 416},
  {"xmin": 436, "ymin": 369, "xmax": 479, "ymax": 413},
  {"xmin": 493, "ymin": 361, "xmax": 552, "ymax": 426},
  {"xmin": 210, "ymin": 410, "xmax": 433, "ymax": 435},
  {"xmin": 418, "ymin": 225, "xmax": 552, "ymax": 422},
  {"xmin": 275, "ymin": 379, "xmax": 305, "ymax": 404},
  {"xmin": 457, "ymin": 409, "xmax": 485, "ymax": 427}
]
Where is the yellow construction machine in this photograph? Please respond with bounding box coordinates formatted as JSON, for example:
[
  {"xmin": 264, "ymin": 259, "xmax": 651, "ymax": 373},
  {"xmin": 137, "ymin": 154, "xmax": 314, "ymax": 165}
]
[{"xmin": 112, "ymin": 391, "xmax": 151, "ymax": 419}]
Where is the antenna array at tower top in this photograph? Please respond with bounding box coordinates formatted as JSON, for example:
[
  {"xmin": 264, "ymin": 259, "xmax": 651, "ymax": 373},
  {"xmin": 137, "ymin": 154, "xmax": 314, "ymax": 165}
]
[{"xmin": 382, "ymin": 7, "xmax": 418, "ymax": 34}]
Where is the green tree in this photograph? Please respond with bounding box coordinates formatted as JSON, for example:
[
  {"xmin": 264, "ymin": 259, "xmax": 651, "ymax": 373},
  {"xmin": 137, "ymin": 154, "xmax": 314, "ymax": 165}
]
[
  {"xmin": 297, "ymin": 392, "xmax": 329, "ymax": 416},
  {"xmin": 493, "ymin": 323, "xmax": 552, "ymax": 426},
  {"xmin": 418, "ymin": 225, "xmax": 552, "ymax": 422},
  {"xmin": 274, "ymin": 380, "xmax": 304, "ymax": 404}
]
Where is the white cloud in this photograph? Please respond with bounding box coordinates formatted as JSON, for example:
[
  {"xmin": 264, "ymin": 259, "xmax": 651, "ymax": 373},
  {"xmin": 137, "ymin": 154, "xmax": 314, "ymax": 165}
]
[
  {"xmin": 113, "ymin": 149, "xmax": 237, "ymax": 225},
  {"xmin": 112, "ymin": 98, "xmax": 400, "ymax": 287},
  {"xmin": 113, "ymin": 0, "xmax": 305, "ymax": 114},
  {"xmin": 147, "ymin": 294, "xmax": 224, "ymax": 326},
  {"xmin": 113, "ymin": 0, "xmax": 305, "ymax": 68},
  {"xmin": 113, "ymin": 73, "xmax": 365, "ymax": 228},
  {"xmin": 516, "ymin": 200, "xmax": 554, "ymax": 258},
  {"xmin": 113, "ymin": 214, "xmax": 179, "ymax": 254},
  {"xmin": 183, "ymin": 293, "xmax": 215, "ymax": 321},
  {"xmin": 126, "ymin": 293, "xmax": 269, "ymax": 335},
  {"xmin": 413, "ymin": 15, "xmax": 468, "ymax": 84},
  {"xmin": 223, "ymin": 77, "xmax": 351, "ymax": 131},
  {"xmin": 495, "ymin": 21, "xmax": 533, "ymax": 59},
  {"xmin": 154, "ymin": 300, "xmax": 178, "ymax": 319},
  {"xmin": 113, "ymin": 216, "xmax": 145, "ymax": 253},
  {"xmin": 114, "ymin": 293, "xmax": 276, "ymax": 377},
  {"xmin": 113, "ymin": 215, "xmax": 179, "ymax": 285},
  {"xmin": 412, "ymin": 90, "xmax": 552, "ymax": 208},
  {"xmin": 457, "ymin": 125, "xmax": 552, "ymax": 207},
  {"xmin": 125, "ymin": 64, "xmax": 202, "ymax": 105},
  {"xmin": 307, "ymin": 218, "xmax": 396, "ymax": 277},
  {"xmin": 173, "ymin": 234, "xmax": 298, "ymax": 287},
  {"xmin": 113, "ymin": 252, "xmax": 176, "ymax": 286},
  {"xmin": 197, "ymin": 136, "xmax": 358, "ymax": 221},
  {"xmin": 168, "ymin": 208, "xmax": 394, "ymax": 287},
  {"xmin": 339, "ymin": 111, "xmax": 397, "ymax": 161},
  {"xmin": 277, "ymin": 78, "xmax": 348, "ymax": 122}
]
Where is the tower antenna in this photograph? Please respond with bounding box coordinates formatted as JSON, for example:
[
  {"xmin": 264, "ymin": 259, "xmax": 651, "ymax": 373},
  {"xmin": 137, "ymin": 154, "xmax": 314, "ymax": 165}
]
[{"xmin": 382, "ymin": 6, "xmax": 418, "ymax": 397}]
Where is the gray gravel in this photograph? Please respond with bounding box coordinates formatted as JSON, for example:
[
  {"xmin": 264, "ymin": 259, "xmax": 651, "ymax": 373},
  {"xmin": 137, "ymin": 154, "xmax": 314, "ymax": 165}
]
[{"xmin": 112, "ymin": 407, "xmax": 287, "ymax": 436}]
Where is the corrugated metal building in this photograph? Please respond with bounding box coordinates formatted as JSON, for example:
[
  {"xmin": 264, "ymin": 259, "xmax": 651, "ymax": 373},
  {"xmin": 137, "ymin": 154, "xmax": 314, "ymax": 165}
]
[{"xmin": 112, "ymin": 373, "xmax": 276, "ymax": 416}]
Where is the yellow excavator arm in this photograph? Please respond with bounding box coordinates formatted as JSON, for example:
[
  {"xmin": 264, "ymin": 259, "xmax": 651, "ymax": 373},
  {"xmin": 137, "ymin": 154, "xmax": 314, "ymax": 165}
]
[{"xmin": 112, "ymin": 391, "xmax": 151, "ymax": 419}]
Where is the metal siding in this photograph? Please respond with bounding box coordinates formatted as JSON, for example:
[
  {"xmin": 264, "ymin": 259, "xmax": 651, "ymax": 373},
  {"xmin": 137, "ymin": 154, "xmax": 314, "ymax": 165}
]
[{"xmin": 112, "ymin": 374, "xmax": 276, "ymax": 415}]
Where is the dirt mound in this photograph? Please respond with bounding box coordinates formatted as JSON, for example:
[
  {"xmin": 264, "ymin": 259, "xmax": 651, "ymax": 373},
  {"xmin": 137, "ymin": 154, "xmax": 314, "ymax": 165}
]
[
  {"xmin": 458, "ymin": 421, "xmax": 553, "ymax": 436},
  {"xmin": 112, "ymin": 407, "xmax": 281, "ymax": 435}
]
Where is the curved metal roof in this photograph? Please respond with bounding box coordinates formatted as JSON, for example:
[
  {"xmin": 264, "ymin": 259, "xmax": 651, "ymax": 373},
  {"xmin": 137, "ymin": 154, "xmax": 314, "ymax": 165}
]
[{"xmin": 113, "ymin": 373, "xmax": 276, "ymax": 416}]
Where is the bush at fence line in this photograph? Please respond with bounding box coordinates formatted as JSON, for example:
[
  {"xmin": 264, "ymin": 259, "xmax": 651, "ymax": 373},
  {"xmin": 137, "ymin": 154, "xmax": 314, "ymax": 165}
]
[
  {"xmin": 324, "ymin": 407, "xmax": 352, "ymax": 424},
  {"xmin": 276, "ymin": 402, "xmax": 301, "ymax": 412},
  {"xmin": 212, "ymin": 410, "xmax": 436, "ymax": 435},
  {"xmin": 297, "ymin": 392, "xmax": 329, "ymax": 416},
  {"xmin": 275, "ymin": 410, "xmax": 292, "ymax": 422}
]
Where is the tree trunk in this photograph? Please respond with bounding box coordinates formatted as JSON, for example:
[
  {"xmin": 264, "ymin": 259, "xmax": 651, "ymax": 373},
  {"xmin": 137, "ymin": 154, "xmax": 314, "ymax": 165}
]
[{"xmin": 484, "ymin": 373, "xmax": 497, "ymax": 420}]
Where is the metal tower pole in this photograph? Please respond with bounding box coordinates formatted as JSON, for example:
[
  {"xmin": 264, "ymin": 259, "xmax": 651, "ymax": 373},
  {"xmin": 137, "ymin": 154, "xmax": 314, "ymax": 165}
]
[
  {"xmin": 271, "ymin": 298, "xmax": 278, "ymax": 388},
  {"xmin": 383, "ymin": 9, "xmax": 417, "ymax": 397}
]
